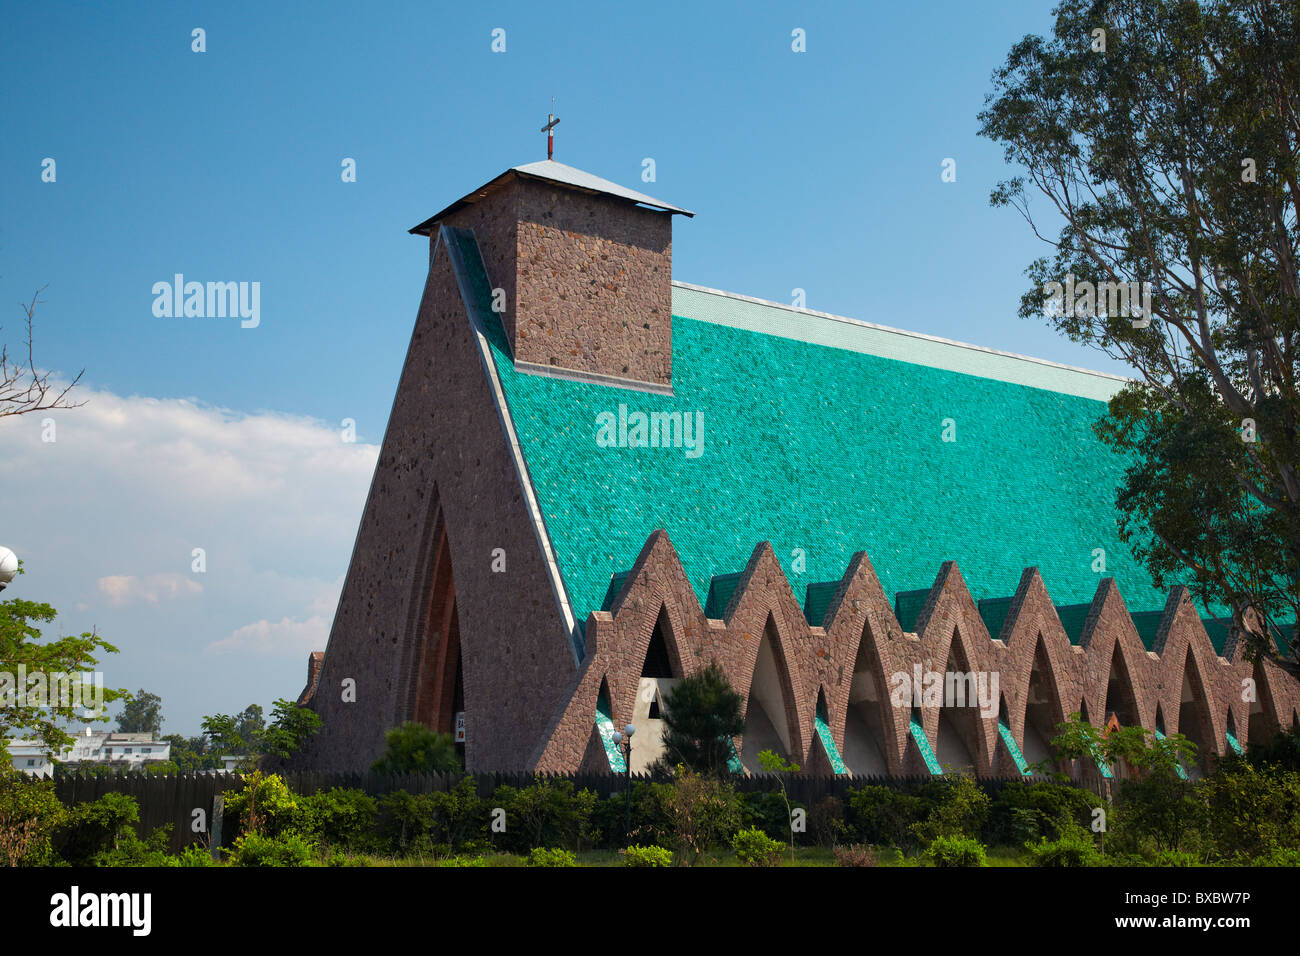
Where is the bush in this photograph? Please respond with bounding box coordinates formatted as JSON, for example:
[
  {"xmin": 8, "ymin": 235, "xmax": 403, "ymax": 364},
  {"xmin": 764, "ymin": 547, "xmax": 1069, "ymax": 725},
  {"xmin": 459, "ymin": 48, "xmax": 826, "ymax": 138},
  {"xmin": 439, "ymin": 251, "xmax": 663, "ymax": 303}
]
[
  {"xmin": 493, "ymin": 778, "xmax": 596, "ymax": 854},
  {"xmin": 59, "ymin": 791, "xmax": 141, "ymax": 865},
  {"xmin": 1252, "ymin": 846, "xmax": 1300, "ymax": 866},
  {"xmin": 230, "ymin": 831, "xmax": 316, "ymax": 867},
  {"xmin": 0, "ymin": 771, "xmax": 67, "ymax": 866},
  {"xmin": 1026, "ymin": 830, "xmax": 1101, "ymax": 867},
  {"xmin": 731, "ymin": 826, "xmax": 783, "ymax": 866},
  {"xmin": 986, "ymin": 781, "xmax": 1099, "ymax": 846},
  {"xmin": 846, "ymin": 786, "xmax": 926, "ymax": 850},
  {"xmin": 223, "ymin": 772, "xmax": 301, "ymax": 838},
  {"xmin": 810, "ymin": 796, "xmax": 847, "ymax": 848},
  {"xmin": 911, "ymin": 775, "xmax": 991, "ymax": 846},
  {"xmin": 93, "ymin": 825, "xmax": 174, "ymax": 867},
  {"xmin": 175, "ymin": 845, "xmax": 214, "ymax": 867},
  {"xmin": 662, "ymin": 768, "xmax": 742, "ymax": 862},
  {"xmin": 924, "ymin": 835, "xmax": 987, "ymax": 867},
  {"xmin": 526, "ymin": 846, "xmax": 577, "ymax": 867},
  {"xmin": 1200, "ymin": 762, "xmax": 1300, "ymax": 861},
  {"xmin": 740, "ymin": 790, "xmax": 797, "ymax": 843},
  {"xmin": 298, "ymin": 787, "xmax": 378, "ymax": 852},
  {"xmin": 832, "ymin": 844, "xmax": 877, "ymax": 867},
  {"xmin": 371, "ymin": 722, "xmax": 461, "ymax": 774},
  {"xmin": 621, "ymin": 844, "xmax": 673, "ymax": 867}
]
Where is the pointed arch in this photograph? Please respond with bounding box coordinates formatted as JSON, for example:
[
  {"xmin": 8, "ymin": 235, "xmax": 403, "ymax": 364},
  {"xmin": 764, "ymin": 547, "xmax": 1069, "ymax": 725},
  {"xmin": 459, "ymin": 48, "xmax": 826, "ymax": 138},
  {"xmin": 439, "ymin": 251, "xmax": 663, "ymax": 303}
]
[
  {"xmin": 1101, "ymin": 639, "xmax": 1140, "ymax": 728},
  {"xmin": 740, "ymin": 614, "xmax": 800, "ymax": 770},
  {"xmin": 627, "ymin": 605, "xmax": 685, "ymax": 772},
  {"xmin": 1247, "ymin": 658, "xmax": 1282, "ymax": 748},
  {"xmin": 1176, "ymin": 649, "xmax": 1216, "ymax": 776},
  {"xmin": 1022, "ymin": 633, "xmax": 1066, "ymax": 770},
  {"xmin": 841, "ymin": 616, "xmax": 893, "ymax": 775},
  {"xmin": 933, "ymin": 627, "xmax": 985, "ymax": 774}
]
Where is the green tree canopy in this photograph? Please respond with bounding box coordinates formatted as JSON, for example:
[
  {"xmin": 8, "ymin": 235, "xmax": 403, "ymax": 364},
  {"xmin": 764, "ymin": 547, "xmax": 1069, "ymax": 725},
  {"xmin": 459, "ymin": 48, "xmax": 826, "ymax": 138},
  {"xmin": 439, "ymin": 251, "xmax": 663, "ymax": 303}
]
[
  {"xmin": 116, "ymin": 689, "xmax": 162, "ymax": 735},
  {"xmin": 371, "ymin": 721, "xmax": 461, "ymax": 774},
  {"xmin": 979, "ymin": 0, "xmax": 1300, "ymax": 661}
]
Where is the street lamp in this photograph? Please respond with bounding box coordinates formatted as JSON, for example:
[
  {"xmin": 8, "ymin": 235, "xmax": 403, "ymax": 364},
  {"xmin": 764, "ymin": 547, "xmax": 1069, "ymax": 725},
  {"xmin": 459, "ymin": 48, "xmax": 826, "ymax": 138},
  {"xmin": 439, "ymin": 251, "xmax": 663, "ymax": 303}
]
[
  {"xmin": 0, "ymin": 547, "xmax": 17, "ymax": 592},
  {"xmin": 611, "ymin": 722, "xmax": 635, "ymax": 842}
]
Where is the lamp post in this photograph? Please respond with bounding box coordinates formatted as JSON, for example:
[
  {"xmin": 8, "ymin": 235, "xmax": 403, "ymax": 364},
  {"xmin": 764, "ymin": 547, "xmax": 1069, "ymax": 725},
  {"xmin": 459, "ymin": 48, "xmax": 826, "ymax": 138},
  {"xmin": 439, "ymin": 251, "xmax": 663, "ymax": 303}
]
[
  {"xmin": 611, "ymin": 722, "xmax": 636, "ymax": 842},
  {"xmin": 0, "ymin": 547, "xmax": 17, "ymax": 592}
]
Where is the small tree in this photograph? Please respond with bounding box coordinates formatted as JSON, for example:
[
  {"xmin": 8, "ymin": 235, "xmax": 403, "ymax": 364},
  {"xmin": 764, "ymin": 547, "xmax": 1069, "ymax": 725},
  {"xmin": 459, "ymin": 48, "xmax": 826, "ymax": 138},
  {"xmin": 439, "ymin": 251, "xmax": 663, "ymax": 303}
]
[
  {"xmin": 371, "ymin": 721, "xmax": 461, "ymax": 774},
  {"xmin": 260, "ymin": 698, "xmax": 322, "ymax": 761},
  {"xmin": 757, "ymin": 748, "xmax": 801, "ymax": 864},
  {"xmin": 654, "ymin": 663, "xmax": 744, "ymax": 777},
  {"xmin": 116, "ymin": 689, "xmax": 163, "ymax": 735}
]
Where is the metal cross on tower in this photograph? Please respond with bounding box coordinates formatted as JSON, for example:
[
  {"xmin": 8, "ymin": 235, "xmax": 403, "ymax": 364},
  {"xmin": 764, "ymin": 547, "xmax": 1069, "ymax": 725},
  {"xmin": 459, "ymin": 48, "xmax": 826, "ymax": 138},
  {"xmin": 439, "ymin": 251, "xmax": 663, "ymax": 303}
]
[{"xmin": 540, "ymin": 99, "xmax": 560, "ymax": 160}]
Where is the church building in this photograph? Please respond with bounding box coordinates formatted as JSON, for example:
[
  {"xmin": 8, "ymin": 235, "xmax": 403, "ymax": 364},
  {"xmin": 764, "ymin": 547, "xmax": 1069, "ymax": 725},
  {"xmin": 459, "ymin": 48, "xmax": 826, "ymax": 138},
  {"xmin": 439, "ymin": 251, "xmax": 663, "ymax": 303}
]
[{"xmin": 293, "ymin": 154, "xmax": 1300, "ymax": 779}]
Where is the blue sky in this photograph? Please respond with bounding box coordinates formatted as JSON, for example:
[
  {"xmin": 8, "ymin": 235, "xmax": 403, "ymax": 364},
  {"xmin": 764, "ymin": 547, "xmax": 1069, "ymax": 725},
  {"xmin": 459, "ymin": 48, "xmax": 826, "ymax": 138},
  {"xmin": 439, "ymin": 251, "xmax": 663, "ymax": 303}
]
[{"xmin": 1, "ymin": 1, "xmax": 1117, "ymax": 738}]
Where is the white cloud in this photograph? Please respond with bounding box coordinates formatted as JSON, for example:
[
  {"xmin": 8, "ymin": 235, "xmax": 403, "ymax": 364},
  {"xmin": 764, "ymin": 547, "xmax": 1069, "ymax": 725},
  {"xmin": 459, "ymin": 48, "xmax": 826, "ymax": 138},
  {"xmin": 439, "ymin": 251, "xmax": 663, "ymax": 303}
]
[
  {"xmin": 97, "ymin": 573, "xmax": 202, "ymax": 607},
  {"xmin": 0, "ymin": 384, "xmax": 379, "ymax": 731}
]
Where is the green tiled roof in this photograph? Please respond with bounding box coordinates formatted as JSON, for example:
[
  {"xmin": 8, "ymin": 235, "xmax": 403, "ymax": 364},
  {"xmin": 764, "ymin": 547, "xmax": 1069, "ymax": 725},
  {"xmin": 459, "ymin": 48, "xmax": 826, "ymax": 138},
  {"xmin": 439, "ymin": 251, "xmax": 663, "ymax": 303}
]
[
  {"xmin": 1056, "ymin": 603, "xmax": 1093, "ymax": 645},
  {"xmin": 894, "ymin": 589, "xmax": 931, "ymax": 633},
  {"xmin": 978, "ymin": 596, "xmax": 1014, "ymax": 641},
  {"xmin": 600, "ymin": 571, "xmax": 631, "ymax": 612},
  {"xmin": 704, "ymin": 573, "xmax": 744, "ymax": 620},
  {"xmin": 803, "ymin": 581, "xmax": 839, "ymax": 627},
  {"xmin": 1131, "ymin": 611, "xmax": 1164, "ymax": 651},
  {"xmin": 459, "ymin": 234, "xmax": 1174, "ymax": 638}
]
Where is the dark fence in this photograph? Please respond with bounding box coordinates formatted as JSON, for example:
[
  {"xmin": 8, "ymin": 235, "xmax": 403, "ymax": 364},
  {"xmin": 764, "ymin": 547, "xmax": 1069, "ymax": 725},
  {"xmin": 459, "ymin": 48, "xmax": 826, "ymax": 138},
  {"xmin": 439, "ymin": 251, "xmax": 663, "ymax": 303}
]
[{"xmin": 51, "ymin": 769, "xmax": 1063, "ymax": 852}]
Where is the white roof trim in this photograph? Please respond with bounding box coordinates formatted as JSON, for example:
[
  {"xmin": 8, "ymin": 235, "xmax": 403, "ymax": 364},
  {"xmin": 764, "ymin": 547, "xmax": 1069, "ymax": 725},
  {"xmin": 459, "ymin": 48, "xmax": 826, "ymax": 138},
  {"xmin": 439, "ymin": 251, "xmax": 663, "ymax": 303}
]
[{"xmin": 512, "ymin": 160, "xmax": 694, "ymax": 217}]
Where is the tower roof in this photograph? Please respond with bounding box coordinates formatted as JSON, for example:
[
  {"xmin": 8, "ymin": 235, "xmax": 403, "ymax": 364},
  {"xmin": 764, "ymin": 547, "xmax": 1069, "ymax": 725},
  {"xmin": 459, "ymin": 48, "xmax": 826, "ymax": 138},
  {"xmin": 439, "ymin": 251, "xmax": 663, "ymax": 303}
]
[{"xmin": 409, "ymin": 160, "xmax": 694, "ymax": 235}]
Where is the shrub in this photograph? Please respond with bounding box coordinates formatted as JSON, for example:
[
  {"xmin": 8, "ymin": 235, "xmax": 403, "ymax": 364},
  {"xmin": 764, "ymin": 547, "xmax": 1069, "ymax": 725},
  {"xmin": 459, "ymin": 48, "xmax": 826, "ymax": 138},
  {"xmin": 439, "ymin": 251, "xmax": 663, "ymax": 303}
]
[
  {"xmin": 739, "ymin": 790, "xmax": 796, "ymax": 842},
  {"xmin": 493, "ymin": 778, "xmax": 596, "ymax": 853},
  {"xmin": 298, "ymin": 787, "xmax": 378, "ymax": 852},
  {"xmin": 230, "ymin": 831, "xmax": 316, "ymax": 867},
  {"xmin": 731, "ymin": 826, "xmax": 783, "ymax": 866},
  {"xmin": 621, "ymin": 844, "xmax": 673, "ymax": 867},
  {"xmin": 911, "ymin": 775, "xmax": 991, "ymax": 845},
  {"xmin": 1147, "ymin": 849, "xmax": 1203, "ymax": 867},
  {"xmin": 59, "ymin": 791, "xmax": 141, "ymax": 865},
  {"xmin": 223, "ymin": 772, "xmax": 301, "ymax": 838},
  {"xmin": 832, "ymin": 844, "xmax": 877, "ymax": 867},
  {"xmin": 846, "ymin": 785, "xmax": 926, "ymax": 850},
  {"xmin": 0, "ymin": 771, "xmax": 67, "ymax": 866},
  {"xmin": 371, "ymin": 722, "xmax": 461, "ymax": 774},
  {"xmin": 175, "ymin": 845, "xmax": 214, "ymax": 867},
  {"xmin": 1026, "ymin": 830, "xmax": 1101, "ymax": 867},
  {"xmin": 924, "ymin": 835, "xmax": 987, "ymax": 867},
  {"xmin": 1252, "ymin": 846, "xmax": 1300, "ymax": 866},
  {"xmin": 93, "ymin": 825, "xmax": 174, "ymax": 867},
  {"xmin": 810, "ymin": 796, "xmax": 847, "ymax": 848},
  {"xmin": 662, "ymin": 768, "xmax": 743, "ymax": 862},
  {"xmin": 526, "ymin": 846, "xmax": 577, "ymax": 867},
  {"xmin": 1200, "ymin": 762, "xmax": 1300, "ymax": 861},
  {"xmin": 986, "ymin": 780, "xmax": 1099, "ymax": 845}
]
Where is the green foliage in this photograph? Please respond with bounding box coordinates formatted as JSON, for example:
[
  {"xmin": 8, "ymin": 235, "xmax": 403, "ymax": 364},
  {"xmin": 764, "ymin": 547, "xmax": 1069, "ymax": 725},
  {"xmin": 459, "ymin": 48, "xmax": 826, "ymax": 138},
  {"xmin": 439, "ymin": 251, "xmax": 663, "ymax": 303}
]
[
  {"xmin": 621, "ymin": 844, "xmax": 672, "ymax": 867},
  {"xmin": 0, "ymin": 595, "xmax": 128, "ymax": 758},
  {"xmin": 1245, "ymin": 723, "xmax": 1300, "ymax": 772},
  {"xmin": 525, "ymin": 846, "xmax": 577, "ymax": 867},
  {"xmin": 654, "ymin": 663, "xmax": 745, "ymax": 777},
  {"xmin": 660, "ymin": 766, "xmax": 742, "ymax": 862},
  {"xmin": 1252, "ymin": 846, "xmax": 1300, "ymax": 866},
  {"xmin": 230, "ymin": 831, "xmax": 316, "ymax": 867},
  {"xmin": 261, "ymin": 699, "xmax": 322, "ymax": 761},
  {"xmin": 809, "ymin": 795, "xmax": 847, "ymax": 848},
  {"xmin": 740, "ymin": 790, "xmax": 801, "ymax": 842},
  {"xmin": 371, "ymin": 722, "xmax": 461, "ymax": 774},
  {"xmin": 60, "ymin": 791, "xmax": 140, "ymax": 865},
  {"xmin": 1199, "ymin": 761, "xmax": 1300, "ymax": 861},
  {"xmin": 924, "ymin": 835, "xmax": 987, "ymax": 867},
  {"xmin": 160, "ymin": 734, "xmax": 219, "ymax": 771},
  {"xmin": 1111, "ymin": 768, "xmax": 1204, "ymax": 854},
  {"xmin": 591, "ymin": 781, "xmax": 673, "ymax": 850},
  {"xmin": 116, "ymin": 689, "xmax": 162, "ymax": 735},
  {"xmin": 987, "ymin": 780, "xmax": 1100, "ymax": 846},
  {"xmin": 92, "ymin": 824, "xmax": 173, "ymax": 867},
  {"xmin": 0, "ymin": 770, "xmax": 67, "ymax": 865},
  {"xmin": 1026, "ymin": 829, "xmax": 1102, "ymax": 867},
  {"xmin": 731, "ymin": 826, "xmax": 783, "ymax": 866},
  {"xmin": 174, "ymin": 845, "xmax": 214, "ymax": 867},
  {"xmin": 223, "ymin": 772, "xmax": 302, "ymax": 838},
  {"xmin": 846, "ymin": 786, "xmax": 926, "ymax": 851},
  {"xmin": 911, "ymin": 774, "xmax": 991, "ymax": 846},
  {"xmin": 493, "ymin": 778, "xmax": 595, "ymax": 853},
  {"xmin": 297, "ymin": 788, "xmax": 379, "ymax": 853},
  {"xmin": 978, "ymin": 0, "xmax": 1300, "ymax": 659}
]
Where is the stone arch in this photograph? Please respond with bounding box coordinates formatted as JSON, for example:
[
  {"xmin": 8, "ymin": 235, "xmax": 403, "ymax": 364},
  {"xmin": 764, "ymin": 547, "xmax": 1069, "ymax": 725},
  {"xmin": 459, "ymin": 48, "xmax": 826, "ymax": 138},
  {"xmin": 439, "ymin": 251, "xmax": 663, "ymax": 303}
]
[
  {"xmin": 933, "ymin": 627, "xmax": 986, "ymax": 774},
  {"xmin": 1101, "ymin": 638, "xmax": 1141, "ymax": 728},
  {"xmin": 1176, "ymin": 648, "xmax": 1217, "ymax": 776},
  {"xmin": 740, "ymin": 613, "xmax": 801, "ymax": 770},
  {"xmin": 409, "ymin": 503, "xmax": 464, "ymax": 754},
  {"xmin": 1022, "ymin": 633, "xmax": 1067, "ymax": 770},
  {"xmin": 840, "ymin": 616, "xmax": 894, "ymax": 776},
  {"xmin": 1247, "ymin": 658, "xmax": 1282, "ymax": 748},
  {"xmin": 628, "ymin": 606, "xmax": 685, "ymax": 772}
]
